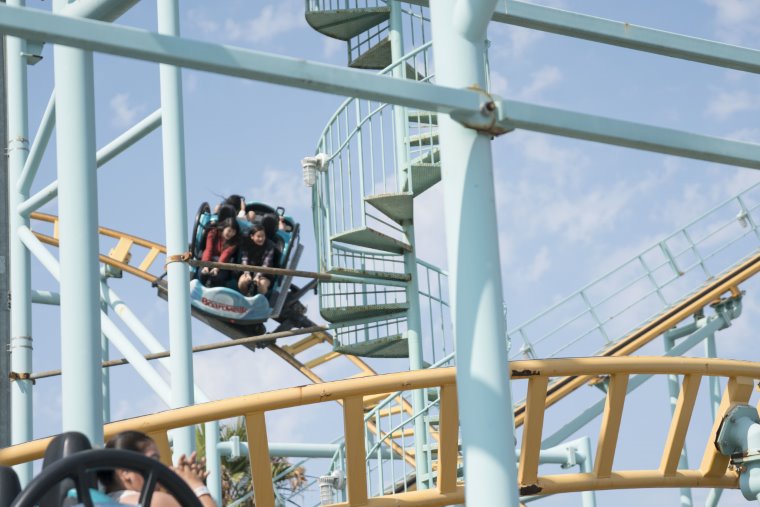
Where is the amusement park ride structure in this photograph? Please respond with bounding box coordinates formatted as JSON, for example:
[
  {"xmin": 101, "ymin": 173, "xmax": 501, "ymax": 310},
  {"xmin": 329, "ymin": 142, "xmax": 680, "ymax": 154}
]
[{"xmin": 3, "ymin": 1, "xmax": 760, "ymax": 506}]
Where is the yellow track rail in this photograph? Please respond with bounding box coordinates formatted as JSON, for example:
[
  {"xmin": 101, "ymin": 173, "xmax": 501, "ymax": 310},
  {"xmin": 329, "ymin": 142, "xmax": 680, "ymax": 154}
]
[
  {"xmin": 1, "ymin": 357, "xmax": 754, "ymax": 506},
  {"xmin": 29, "ymin": 212, "xmax": 381, "ymax": 387},
  {"xmin": 513, "ymin": 249, "xmax": 760, "ymax": 427},
  {"xmin": 29, "ymin": 213, "xmax": 419, "ymax": 463}
]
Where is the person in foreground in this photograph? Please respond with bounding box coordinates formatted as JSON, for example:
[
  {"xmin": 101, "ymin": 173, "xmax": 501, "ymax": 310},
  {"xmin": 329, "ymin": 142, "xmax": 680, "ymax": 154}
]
[{"xmin": 98, "ymin": 431, "xmax": 217, "ymax": 506}]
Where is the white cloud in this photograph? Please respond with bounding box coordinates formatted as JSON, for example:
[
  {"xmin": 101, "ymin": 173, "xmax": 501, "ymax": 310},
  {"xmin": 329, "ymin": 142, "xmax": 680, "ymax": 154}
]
[
  {"xmin": 185, "ymin": 2, "xmax": 305, "ymax": 46},
  {"xmin": 705, "ymin": 89, "xmax": 760, "ymax": 120},
  {"xmin": 323, "ymin": 38, "xmax": 345, "ymax": 61},
  {"xmin": 245, "ymin": 166, "xmax": 312, "ymax": 215},
  {"xmin": 518, "ymin": 66, "xmax": 562, "ymax": 101},
  {"xmin": 224, "ymin": 1, "xmax": 305, "ymax": 44},
  {"xmin": 187, "ymin": 8, "xmax": 219, "ymax": 36},
  {"xmin": 523, "ymin": 246, "xmax": 551, "ymax": 281},
  {"xmin": 489, "ymin": 70, "xmax": 509, "ymax": 96},
  {"xmin": 109, "ymin": 93, "xmax": 144, "ymax": 129},
  {"xmin": 495, "ymin": 26, "xmax": 544, "ymax": 59},
  {"xmin": 704, "ymin": 0, "xmax": 760, "ymax": 44}
]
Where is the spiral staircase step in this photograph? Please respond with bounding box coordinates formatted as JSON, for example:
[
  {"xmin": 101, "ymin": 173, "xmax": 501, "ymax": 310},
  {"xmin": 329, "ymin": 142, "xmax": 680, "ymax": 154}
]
[
  {"xmin": 320, "ymin": 302, "xmax": 409, "ymax": 323},
  {"xmin": 305, "ymin": 7, "xmax": 390, "ymax": 41},
  {"xmin": 407, "ymin": 132, "xmax": 440, "ymax": 148},
  {"xmin": 334, "ymin": 333, "xmax": 409, "ymax": 358},
  {"xmin": 365, "ymin": 192, "xmax": 414, "ymax": 224},
  {"xmin": 350, "ymin": 37, "xmax": 391, "ymax": 69},
  {"xmin": 405, "ymin": 163, "xmax": 441, "ymax": 197},
  {"xmin": 331, "ymin": 226, "xmax": 412, "ymax": 254}
]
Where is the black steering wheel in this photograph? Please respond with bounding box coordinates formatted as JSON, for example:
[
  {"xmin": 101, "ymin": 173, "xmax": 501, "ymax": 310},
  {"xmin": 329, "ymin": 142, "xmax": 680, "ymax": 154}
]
[{"xmin": 11, "ymin": 449, "xmax": 202, "ymax": 507}]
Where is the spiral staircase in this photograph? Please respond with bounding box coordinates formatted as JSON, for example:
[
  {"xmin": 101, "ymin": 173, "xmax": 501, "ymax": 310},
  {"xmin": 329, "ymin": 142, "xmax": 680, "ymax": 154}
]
[{"xmin": 299, "ymin": 2, "xmax": 760, "ymax": 505}]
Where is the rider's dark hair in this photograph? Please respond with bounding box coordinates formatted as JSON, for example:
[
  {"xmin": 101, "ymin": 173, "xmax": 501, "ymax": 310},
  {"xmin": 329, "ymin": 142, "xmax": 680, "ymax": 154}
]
[{"xmin": 97, "ymin": 431, "xmax": 155, "ymax": 488}]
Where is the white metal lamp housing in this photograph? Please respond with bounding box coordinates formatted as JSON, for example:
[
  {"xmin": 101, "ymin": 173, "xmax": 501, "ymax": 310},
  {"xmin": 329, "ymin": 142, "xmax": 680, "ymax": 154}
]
[{"xmin": 301, "ymin": 153, "xmax": 329, "ymax": 187}]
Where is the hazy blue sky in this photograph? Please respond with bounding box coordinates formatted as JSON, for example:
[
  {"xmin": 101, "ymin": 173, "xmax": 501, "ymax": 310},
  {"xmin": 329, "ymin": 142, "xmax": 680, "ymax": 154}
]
[{"xmin": 17, "ymin": 1, "xmax": 760, "ymax": 505}]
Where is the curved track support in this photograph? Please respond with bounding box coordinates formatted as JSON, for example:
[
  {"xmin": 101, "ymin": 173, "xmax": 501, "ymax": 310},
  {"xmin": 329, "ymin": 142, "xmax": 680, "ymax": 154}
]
[{"xmin": 2, "ymin": 357, "xmax": 758, "ymax": 506}]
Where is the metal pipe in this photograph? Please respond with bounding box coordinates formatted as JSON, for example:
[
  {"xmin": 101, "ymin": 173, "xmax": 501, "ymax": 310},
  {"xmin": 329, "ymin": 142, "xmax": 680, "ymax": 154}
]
[
  {"xmin": 29, "ymin": 325, "xmax": 329, "ymax": 380},
  {"xmin": 17, "ymin": 227, "xmax": 173, "ymax": 406},
  {"xmin": 18, "ymin": 108, "xmax": 162, "ymax": 216},
  {"xmin": 217, "ymin": 441, "xmax": 341, "ymax": 459},
  {"xmin": 53, "ymin": 0, "xmax": 104, "ymax": 443},
  {"xmin": 430, "ymin": 2, "xmax": 518, "ymax": 506},
  {"xmin": 577, "ymin": 436, "xmax": 597, "ymax": 507},
  {"xmin": 31, "ymin": 290, "xmax": 59, "ymax": 305},
  {"xmin": 17, "ymin": 92, "xmax": 54, "ymax": 194},
  {"xmin": 157, "ymin": 0, "xmax": 194, "ymax": 458},
  {"xmin": 6, "ymin": 0, "xmax": 33, "ymax": 484},
  {"xmin": 0, "ymin": 4, "xmax": 484, "ymax": 115},
  {"xmin": 100, "ymin": 278, "xmax": 110, "ymax": 423},
  {"xmin": 204, "ymin": 421, "xmax": 222, "ymax": 504}
]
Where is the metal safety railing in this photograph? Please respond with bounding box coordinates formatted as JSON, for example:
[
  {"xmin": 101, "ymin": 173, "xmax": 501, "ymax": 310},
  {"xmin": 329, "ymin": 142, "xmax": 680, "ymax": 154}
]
[
  {"xmin": 311, "ymin": 42, "xmax": 436, "ymax": 271},
  {"xmin": 507, "ymin": 182, "xmax": 760, "ymax": 362}
]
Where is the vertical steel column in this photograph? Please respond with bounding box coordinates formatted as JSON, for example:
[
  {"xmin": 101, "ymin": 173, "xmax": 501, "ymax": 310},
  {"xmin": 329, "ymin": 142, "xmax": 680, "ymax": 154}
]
[
  {"xmin": 157, "ymin": 0, "xmax": 194, "ymax": 457},
  {"xmin": 390, "ymin": 0, "xmax": 430, "ymax": 489},
  {"xmin": 53, "ymin": 0, "xmax": 104, "ymax": 443},
  {"xmin": 705, "ymin": 333, "xmax": 722, "ymax": 507},
  {"xmin": 664, "ymin": 336, "xmax": 692, "ymax": 507},
  {"xmin": 0, "ymin": 5, "xmax": 11, "ymax": 450},
  {"xmin": 402, "ymin": 223, "xmax": 429, "ymax": 487},
  {"xmin": 100, "ymin": 278, "xmax": 110, "ymax": 423},
  {"xmin": 430, "ymin": 1, "xmax": 518, "ymax": 506},
  {"xmin": 6, "ymin": 0, "xmax": 33, "ymax": 483}
]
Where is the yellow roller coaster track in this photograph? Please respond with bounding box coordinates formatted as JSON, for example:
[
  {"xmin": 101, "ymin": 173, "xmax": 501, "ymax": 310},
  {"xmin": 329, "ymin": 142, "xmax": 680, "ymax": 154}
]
[
  {"xmin": 513, "ymin": 248, "xmax": 760, "ymax": 428},
  {"xmin": 0, "ymin": 357, "xmax": 754, "ymax": 506},
  {"xmin": 28, "ymin": 212, "xmax": 420, "ymax": 465}
]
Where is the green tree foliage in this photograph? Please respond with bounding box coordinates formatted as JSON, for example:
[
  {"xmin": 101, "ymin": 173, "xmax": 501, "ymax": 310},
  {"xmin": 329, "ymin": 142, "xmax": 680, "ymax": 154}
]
[{"xmin": 196, "ymin": 418, "xmax": 306, "ymax": 505}]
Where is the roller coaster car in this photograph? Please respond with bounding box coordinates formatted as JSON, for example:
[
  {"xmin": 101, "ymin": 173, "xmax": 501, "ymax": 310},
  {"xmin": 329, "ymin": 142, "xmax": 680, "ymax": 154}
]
[{"xmin": 188, "ymin": 201, "xmax": 303, "ymax": 325}]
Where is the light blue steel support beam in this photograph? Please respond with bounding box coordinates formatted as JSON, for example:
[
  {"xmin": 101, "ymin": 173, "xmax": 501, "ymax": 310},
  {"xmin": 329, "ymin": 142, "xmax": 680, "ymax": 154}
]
[
  {"xmin": 18, "ymin": 108, "xmax": 161, "ymax": 216},
  {"xmin": 17, "ymin": 92, "xmax": 54, "ymax": 194},
  {"xmin": 493, "ymin": 1, "xmax": 760, "ymax": 75},
  {"xmin": 405, "ymin": 0, "xmax": 760, "ymax": 75},
  {"xmin": 489, "ymin": 99, "xmax": 760, "ymax": 169},
  {"xmin": 542, "ymin": 310, "xmax": 734, "ymax": 448},
  {"xmin": 665, "ymin": 334, "xmax": 693, "ymax": 507},
  {"xmin": 204, "ymin": 421, "xmax": 222, "ymax": 505},
  {"xmin": 518, "ymin": 437, "xmax": 596, "ymax": 506},
  {"xmin": 430, "ymin": 2, "xmax": 518, "ymax": 506},
  {"xmin": 218, "ymin": 441, "xmax": 341, "ymax": 459},
  {"xmin": 705, "ymin": 333, "xmax": 723, "ymax": 507},
  {"xmin": 31, "ymin": 290, "xmax": 60, "ymax": 305},
  {"xmin": 61, "ymin": 0, "xmax": 139, "ymax": 22},
  {"xmin": 3, "ymin": 6, "xmax": 760, "ymax": 170},
  {"xmin": 705, "ymin": 333, "xmax": 722, "ymax": 420},
  {"xmin": 577, "ymin": 436, "xmax": 597, "ymax": 507},
  {"xmin": 6, "ymin": 0, "xmax": 33, "ymax": 483},
  {"xmin": 101, "ymin": 283, "xmax": 221, "ymax": 501},
  {"xmin": 100, "ymin": 278, "xmax": 110, "ymax": 423},
  {"xmin": 53, "ymin": 0, "xmax": 103, "ymax": 443},
  {"xmin": 17, "ymin": 227, "xmax": 173, "ymax": 407},
  {"xmin": 402, "ymin": 223, "xmax": 429, "ymax": 488},
  {"xmin": 0, "ymin": 4, "xmax": 484, "ymax": 115},
  {"xmin": 157, "ymin": 0, "xmax": 194, "ymax": 459},
  {"xmin": 387, "ymin": 0, "xmax": 429, "ymax": 489},
  {"xmin": 101, "ymin": 284, "xmax": 210, "ymax": 403}
]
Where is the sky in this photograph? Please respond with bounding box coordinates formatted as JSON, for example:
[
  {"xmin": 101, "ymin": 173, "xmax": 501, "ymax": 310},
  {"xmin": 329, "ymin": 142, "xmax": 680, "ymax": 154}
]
[{"xmin": 12, "ymin": 0, "xmax": 760, "ymax": 505}]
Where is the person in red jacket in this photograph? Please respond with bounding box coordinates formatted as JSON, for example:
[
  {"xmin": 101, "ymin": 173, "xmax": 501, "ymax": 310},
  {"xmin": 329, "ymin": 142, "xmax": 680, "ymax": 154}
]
[{"xmin": 199, "ymin": 217, "xmax": 240, "ymax": 287}]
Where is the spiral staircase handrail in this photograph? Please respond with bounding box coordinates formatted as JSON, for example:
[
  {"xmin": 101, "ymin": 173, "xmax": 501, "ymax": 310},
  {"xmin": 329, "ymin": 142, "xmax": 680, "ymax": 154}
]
[{"xmin": 313, "ymin": 40, "xmax": 434, "ymax": 159}]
